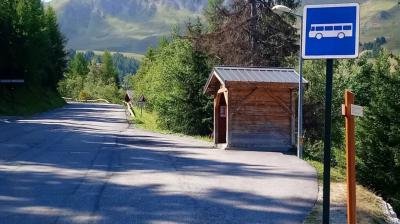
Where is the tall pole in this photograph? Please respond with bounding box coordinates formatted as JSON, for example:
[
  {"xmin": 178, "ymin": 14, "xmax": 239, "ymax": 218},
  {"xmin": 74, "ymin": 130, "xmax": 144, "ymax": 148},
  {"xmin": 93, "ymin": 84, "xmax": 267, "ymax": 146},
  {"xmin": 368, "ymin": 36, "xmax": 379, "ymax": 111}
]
[
  {"xmin": 345, "ymin": 90, "xmax": 356, "ymax": 224},
  {"xmin": 298, "ymin": 16, "xmax": 304, "ymax": 159},
  {"xmin": 323, "ymin": 59, "xmax": 334, "ymax": 224}
]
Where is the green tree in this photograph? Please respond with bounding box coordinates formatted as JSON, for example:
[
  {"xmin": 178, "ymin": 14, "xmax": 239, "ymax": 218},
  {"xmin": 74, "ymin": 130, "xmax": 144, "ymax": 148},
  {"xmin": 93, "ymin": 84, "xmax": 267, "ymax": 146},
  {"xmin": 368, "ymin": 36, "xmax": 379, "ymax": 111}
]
[
  {"xmin": 0, "ymin": 0, "xmax": 66, "ymax": 88},
  {"xmin": 192, "ymin": 0, "xmax": 300, "ymax": 66},
  {"xmin": 301, "ymin": 50, "xmax": 400, "ymax": 214},
  {"xmin": 112, "ymin": 52, "xmax": 139, "ymax": 84},
  {"xmin": 43, "ymin": 6, "xmax": 66, "ymax": 87},
  {"xmin": 58, "ymin": 53, "xmax": 88, "ymax": 98},
  {"xmin": 15, "ymin": 0, "xmax": 48, "ymax": 85},
  {"xmin": 101, "ymin": 51, "xmax": 118, "ymax": 84},
  {"xmin": 0, "ymin": 0, "xmax": 18, "ymax": 80},
  {"xmin": 1, "ymin": 0, "xmax": 67, "ymax": 115},
  {"xmin": 204, "ymin": 0, "xmax": 224, "ymax": 31},
  {"xmin": 301, "ymin": 59, "xmax": 351, "ymax": 164},
  {"xmin": 68, "ymin": 53, "xmax": 89, "ymax": 77},
  {"xmin": 302, "ymin": 59, "xmax": 352, "ymax": 147},
  {"xmin": 58, "ymin": 52, "xmax": 123, "ymax": 103},
  {"xmin": 0, "ymin": 0, "xmax": 66, "ymax": 87},
  {"xmin": 356, "ymin": 51, "xmax": 400, "ymax": 213},
  {"xmin": 132, "ymin": 37, "xmax": 213, "ymax": 135}
]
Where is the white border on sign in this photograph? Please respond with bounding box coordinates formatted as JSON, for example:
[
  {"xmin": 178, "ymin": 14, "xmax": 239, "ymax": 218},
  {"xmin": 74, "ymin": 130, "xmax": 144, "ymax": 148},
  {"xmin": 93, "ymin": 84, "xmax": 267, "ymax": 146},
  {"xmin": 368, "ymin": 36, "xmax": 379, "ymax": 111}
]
[{"xmin": 302, "ymin": 3, "xmax": 360, "ymax": 59}]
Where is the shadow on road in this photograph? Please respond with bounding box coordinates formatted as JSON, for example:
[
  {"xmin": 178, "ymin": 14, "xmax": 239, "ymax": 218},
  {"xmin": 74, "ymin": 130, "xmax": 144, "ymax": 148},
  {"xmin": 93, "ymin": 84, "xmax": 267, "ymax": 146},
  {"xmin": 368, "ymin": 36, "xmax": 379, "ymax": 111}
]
[{"xmin": 0, "ymin": 103, "xmax": 316, "ymax": 224}]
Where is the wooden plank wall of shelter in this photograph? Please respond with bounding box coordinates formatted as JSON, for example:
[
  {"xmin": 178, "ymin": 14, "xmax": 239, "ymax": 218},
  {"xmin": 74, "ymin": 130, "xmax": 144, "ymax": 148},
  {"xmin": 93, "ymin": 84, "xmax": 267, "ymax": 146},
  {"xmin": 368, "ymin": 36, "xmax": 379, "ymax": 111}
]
[{"xmin": 226, "ymin": 83, "xmax": 296, "ymax": 151}]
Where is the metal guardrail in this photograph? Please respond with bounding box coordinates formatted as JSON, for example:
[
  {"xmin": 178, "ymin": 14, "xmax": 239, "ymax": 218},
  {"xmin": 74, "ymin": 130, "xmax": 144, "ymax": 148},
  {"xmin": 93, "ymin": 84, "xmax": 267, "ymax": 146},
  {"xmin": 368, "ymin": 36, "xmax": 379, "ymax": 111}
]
[
  {"xmin": 125, "ymin": 102, "xmax": 136, "ymax": 118},
  {"xmin": 62, "ymin": 97, "xmax": 110, "ymax": 104}
]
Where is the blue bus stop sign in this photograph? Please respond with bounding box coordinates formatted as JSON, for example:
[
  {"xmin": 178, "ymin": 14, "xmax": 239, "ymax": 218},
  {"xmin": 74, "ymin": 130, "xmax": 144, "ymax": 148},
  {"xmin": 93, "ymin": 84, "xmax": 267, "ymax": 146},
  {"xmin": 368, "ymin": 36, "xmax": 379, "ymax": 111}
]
[{"xmin": 302, "ymin": 3, "xmax": 360, "ymax": 59}]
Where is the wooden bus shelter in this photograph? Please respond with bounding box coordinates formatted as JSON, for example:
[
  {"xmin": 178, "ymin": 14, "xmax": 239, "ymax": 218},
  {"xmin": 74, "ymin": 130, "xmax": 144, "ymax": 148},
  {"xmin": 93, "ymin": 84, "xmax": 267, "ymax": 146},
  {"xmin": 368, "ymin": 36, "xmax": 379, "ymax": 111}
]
[{"xmin": 204, "ymin": 66, "xmax": 308, "ymax": 151}]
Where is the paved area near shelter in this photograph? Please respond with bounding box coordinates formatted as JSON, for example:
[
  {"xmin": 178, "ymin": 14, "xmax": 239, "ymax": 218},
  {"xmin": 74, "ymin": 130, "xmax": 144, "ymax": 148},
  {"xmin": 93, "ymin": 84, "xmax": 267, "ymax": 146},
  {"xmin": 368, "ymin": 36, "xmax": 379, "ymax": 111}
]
[{"xmin": 0, "ymin": 103, "xmax": 317, "ymax": 224}]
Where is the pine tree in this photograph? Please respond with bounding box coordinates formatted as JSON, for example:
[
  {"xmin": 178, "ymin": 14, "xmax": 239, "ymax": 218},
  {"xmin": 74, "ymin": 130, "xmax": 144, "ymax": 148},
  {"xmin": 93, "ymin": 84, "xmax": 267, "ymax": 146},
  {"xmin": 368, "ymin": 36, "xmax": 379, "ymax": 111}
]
[
  {"xmin": 67, "ymin": 53, "xmax": 89, "ymax": 77},
  {"xmin": 101, "ymin": 51, "xmax": 118, "ymax": 85},
  {"xmin": 132, "ymin": 37, "xmax": 213, "ymax": 135},
  {"xmin": 191, "ymin": 0, "xmax": 300, "ymax": 67},
  {"xmin": 0, "ymin": 0, "xmax": 64, "ymax": 87},
  {"xmin": 204, "ymin": 0, "xmax": 224, "ymax": 31},
  {"xmin": 357, "ymin": 51, "xmax": 400, "ymax": 214},
  {"xmin": 44, "ymin": 6, "xmax": 66, "ymax": 88},
  {"xmin": 0, "ymin": 0, "xmax": 18, "ymax": 80},
  {"xmin": 15, "ymin": 0, "xmax": 47, "ymax": 85}
]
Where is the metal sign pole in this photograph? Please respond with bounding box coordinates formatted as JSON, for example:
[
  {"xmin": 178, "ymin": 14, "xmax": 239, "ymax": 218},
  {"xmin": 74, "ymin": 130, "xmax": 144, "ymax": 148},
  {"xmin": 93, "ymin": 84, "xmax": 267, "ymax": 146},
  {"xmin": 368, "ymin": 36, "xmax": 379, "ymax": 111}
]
[
  {"xmin": 322, "ymin": 58, "xmax": 334, "ymax": 224},
  {"xmin": 298, "ymin": 15, "xmax": 304, "ymax": 159},
  {"xmin": 301, "ymin": 3, "xmax": 360, "ymax": 223}
]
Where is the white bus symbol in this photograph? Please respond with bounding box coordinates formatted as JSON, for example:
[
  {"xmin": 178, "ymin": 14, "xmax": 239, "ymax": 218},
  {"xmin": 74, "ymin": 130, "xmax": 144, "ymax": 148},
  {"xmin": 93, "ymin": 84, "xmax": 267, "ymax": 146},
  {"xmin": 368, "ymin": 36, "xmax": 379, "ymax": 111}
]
[{"xmin": 309, "ymin": 23, "xmax": 353, "ymax": 40}]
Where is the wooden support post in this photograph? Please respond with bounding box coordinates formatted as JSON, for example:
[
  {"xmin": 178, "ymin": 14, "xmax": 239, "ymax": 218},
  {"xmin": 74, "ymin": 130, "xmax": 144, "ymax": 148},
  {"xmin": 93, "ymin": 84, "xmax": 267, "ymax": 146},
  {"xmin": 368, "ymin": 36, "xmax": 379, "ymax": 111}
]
[
  {"xmin": 290, "ymin": 89, "xmax": 296, "ymax": 146},
  {"xmin": 344, "ymin": 90, "xmax": 356, "ymax": 224},
  {"xmin": 214, "ymin": 95, "xmax": 219, "ymax": 145},
  {"xmin": 224, "ymin": 90, "xmax": 230, "ymax": 147}
]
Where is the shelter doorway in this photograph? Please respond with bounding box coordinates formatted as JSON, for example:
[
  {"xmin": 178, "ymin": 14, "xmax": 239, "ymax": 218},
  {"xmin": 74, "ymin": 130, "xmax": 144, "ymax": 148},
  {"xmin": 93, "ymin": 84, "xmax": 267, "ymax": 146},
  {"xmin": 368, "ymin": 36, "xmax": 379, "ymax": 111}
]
[{"xmin": 217, "ymin": 93, "xmax": 227, "ymax": 144}]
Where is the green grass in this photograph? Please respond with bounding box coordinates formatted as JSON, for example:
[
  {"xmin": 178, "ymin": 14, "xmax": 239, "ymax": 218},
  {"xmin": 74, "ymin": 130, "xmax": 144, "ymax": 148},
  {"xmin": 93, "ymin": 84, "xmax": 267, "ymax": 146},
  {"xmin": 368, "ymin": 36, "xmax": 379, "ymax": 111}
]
[
  {"xmin": 306, "ymin": 159, "xmax": 347, "ymax": 183},
  {"xmin": 193, "ymin": 135, "xmax": 213, "ymax": 143},
  {"xmin": 131, "ymin": 108, "xmax": 170, "ymax": 134},
  {"xmin": 304, "ymin": 158, "xmax": 389, "ymax": 223},
  {"xmin": 130, "ymin": 108, "xmax": 213, "ymax": 142},
  {"xmin": 0, "ymin": 86, "xmax": 66, "ymax": 116}
]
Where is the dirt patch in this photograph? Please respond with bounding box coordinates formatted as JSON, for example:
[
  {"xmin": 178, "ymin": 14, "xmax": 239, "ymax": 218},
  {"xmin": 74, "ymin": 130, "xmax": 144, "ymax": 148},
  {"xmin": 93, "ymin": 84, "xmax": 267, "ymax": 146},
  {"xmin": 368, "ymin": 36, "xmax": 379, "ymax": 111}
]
[{"xmin": 304, "ymin": 183, "xmax": 389, "ymax": 224}]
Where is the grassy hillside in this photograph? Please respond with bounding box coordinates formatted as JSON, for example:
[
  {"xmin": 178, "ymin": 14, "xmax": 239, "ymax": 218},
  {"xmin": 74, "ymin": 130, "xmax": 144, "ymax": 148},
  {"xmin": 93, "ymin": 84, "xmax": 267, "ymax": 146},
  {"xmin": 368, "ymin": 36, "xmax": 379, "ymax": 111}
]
[
  {"xmin": 0, "ymin": 86, "xmax": 65, "ymax": 116},
  {"xmin": 360, "ymin": 0, "xmax": 400, "ymax": 53},
  {"xmin": 49, "ymin": 0, "xmax": 205, "ymax": 53}
]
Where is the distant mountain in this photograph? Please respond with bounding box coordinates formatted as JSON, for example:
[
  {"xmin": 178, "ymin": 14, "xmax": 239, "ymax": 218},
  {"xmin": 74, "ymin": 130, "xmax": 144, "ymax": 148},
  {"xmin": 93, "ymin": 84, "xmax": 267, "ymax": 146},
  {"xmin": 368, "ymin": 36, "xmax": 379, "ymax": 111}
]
[
  {"xmin": 50, "ymin": 0, "xmax": 400, "ymax": 54},
  {"xmin": 357, "ymin": 0, "xmax": 400, "ymax": 53},
  {"xmin": 49, "ymin": 0, "xmax": 207, "ymax": 53}
]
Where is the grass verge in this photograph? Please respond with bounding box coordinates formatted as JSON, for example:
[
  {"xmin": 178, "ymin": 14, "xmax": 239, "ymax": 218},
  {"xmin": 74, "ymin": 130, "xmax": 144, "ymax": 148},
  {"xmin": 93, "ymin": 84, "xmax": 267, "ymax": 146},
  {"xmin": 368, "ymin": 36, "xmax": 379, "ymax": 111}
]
[
  {"xmin": 304, "ymin": 160, "xmax": 389, "ymax": 224},
  {"xmin": 129, "ymin": 108, "xmax": 213, "ymax": 142},
  {"xmin": 131, "ymin": 108, "xmax": 169, "ymax": 134},
  {"xmin": 0, "ymin": 85, "xmax": 65, "ymax": 116}
]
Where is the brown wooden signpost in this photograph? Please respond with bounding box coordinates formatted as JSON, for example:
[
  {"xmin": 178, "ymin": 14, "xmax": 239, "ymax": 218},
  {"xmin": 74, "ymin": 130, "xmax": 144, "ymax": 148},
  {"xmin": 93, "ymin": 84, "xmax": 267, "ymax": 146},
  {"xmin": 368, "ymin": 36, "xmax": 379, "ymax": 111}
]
[{"xmin": 342, "ymin": 90, "xmax": 363, "ymax": 224}]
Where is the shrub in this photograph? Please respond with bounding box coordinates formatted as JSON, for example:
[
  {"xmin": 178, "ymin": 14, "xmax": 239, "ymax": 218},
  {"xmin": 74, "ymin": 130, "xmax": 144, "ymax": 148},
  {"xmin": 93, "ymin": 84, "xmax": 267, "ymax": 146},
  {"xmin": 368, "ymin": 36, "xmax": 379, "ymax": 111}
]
[
  {"xmin": 356, "ymin": 51, "xmax": 400, "ymax": 213},
  {"xmin": 131, "ymin": 37, "xmax": 213, "ymax": 135},
  {"xmin": 78, "ymin": 91, "xmax": 90, "ymax": 101}
]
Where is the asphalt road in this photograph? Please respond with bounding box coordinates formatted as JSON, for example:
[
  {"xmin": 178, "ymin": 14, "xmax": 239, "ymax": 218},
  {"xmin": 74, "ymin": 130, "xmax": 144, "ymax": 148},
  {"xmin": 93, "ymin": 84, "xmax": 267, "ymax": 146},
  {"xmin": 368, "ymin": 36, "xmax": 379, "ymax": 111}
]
[{"xmin": 0, "ymin": 103, "xmax": 317, "ymax": 224}]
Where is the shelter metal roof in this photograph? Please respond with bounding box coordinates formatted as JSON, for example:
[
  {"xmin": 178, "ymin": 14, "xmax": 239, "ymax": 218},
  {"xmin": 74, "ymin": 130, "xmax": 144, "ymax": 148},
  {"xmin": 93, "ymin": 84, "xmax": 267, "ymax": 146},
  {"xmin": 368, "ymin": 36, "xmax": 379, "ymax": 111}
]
[
  {"xmin": 204, "ymin": 66, "xmax": 308, "ymax": 94},
  {"xmin": 213, "ymin": 66, "xmax": 308, "ymax": 84}
]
